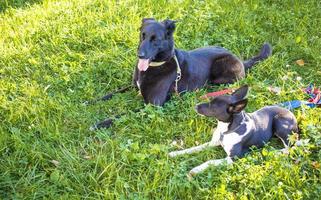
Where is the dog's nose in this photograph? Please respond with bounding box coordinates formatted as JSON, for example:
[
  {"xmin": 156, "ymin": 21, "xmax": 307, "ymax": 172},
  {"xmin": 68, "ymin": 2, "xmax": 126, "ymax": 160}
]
[{"xmin": 138, "ymin": 52, "xmax": 145, "ymax": 59}]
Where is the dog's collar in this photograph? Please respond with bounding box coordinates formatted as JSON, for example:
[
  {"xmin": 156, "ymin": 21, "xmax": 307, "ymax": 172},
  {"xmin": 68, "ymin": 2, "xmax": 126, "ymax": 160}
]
[
  {"xmin": 220, "ymin": 112, "xmax": 249, "ymax": 136},
  {"xmin": 173, "ymin": 54, "xmax": 182, "ymax": 94},
  {"xmin": 148, "ymin": 54, "xmax": 177, "ymax": 67},
  {"xmin": 149, "ymin": 61, "xmax": 166, "ymax": 67}
]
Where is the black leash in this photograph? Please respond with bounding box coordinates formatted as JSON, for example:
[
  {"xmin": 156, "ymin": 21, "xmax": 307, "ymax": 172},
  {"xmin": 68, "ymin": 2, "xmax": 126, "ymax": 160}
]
[
  {"xmin": 84, "ymin": 85, "xmax": 133, "ymax": 105},
  {"xmin": 89, "ymin": 108, "xmax": 143, "ymax": 131}
]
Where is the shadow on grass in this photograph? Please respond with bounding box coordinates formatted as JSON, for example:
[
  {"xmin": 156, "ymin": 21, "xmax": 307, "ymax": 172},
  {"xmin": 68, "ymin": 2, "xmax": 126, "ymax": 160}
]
[{"xmin": 0, "ymin": 0, "xmax": 43, "ymax": 12}]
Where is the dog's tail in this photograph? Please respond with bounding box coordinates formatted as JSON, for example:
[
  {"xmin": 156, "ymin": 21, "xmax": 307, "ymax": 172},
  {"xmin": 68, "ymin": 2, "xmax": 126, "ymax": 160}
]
[
  {"xmin": 84, "ymin": 85, "xmax": 132, "ymax": 105},
  {"xmin": 243, "ymin": 43, "xmax": 272, "ymax": 71}
]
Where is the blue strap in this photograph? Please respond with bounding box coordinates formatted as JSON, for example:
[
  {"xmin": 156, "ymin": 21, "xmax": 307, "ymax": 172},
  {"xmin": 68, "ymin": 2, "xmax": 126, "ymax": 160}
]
[
  {"xmin": 279, "ymin": 100, "xmax": 303, "ymax": 110},
  {"xmin": 279, "ymin": 100, "xmax": 318, "ymax": 110}
]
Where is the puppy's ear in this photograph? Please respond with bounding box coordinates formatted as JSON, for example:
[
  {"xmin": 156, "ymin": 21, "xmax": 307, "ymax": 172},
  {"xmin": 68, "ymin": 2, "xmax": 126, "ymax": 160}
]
[
  {"xmin": 228, "ymin": 99, "xmax": 248, "ymax": 113},
  {"xmin": 162, "ymin": 19, "xmax": 177, "ymax": 37},
  {"xmin": 231, "ymin": 85, "xmax": 249, "ymax": 102},
  {"xmin": 142, "ymin": 18, "xmax": 155, "ymax": 24}
]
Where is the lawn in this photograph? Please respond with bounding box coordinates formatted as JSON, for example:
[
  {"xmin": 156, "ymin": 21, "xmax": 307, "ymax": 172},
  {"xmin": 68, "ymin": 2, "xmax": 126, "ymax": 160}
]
[{"xmin": 1, "ymin": 0, "xmax": 321, "ymax": 199}]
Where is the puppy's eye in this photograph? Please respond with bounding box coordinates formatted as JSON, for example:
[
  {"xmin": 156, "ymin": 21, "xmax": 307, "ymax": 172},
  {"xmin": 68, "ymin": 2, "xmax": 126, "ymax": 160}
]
[
  {"xmin": 142, "ymin": 32, "xmax": 146, "ymax": 40},
  {"xmin": 150, "ymin": 35, "xmax": 156, "ymax": 41}
]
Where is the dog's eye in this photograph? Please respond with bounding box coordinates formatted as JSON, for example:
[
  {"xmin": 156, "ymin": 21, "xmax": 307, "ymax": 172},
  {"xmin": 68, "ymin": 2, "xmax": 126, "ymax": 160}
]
[
  {"xmin": 142, "ymin": 32, "xmax": 146, "ymax": 40},
  {"xmin": 150, "ymin": 35, "xmax": 156, "ymax": 41}
]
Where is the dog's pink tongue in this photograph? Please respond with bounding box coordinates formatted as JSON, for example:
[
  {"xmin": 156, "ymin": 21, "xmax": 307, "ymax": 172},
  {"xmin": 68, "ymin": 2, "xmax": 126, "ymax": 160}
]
[{"xmin": 138, "ymin": 59, "xmax": 149, "ymax": 71}]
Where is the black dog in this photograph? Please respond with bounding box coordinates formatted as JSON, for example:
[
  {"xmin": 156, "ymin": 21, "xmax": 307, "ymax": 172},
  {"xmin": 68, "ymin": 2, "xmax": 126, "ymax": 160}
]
[
  {"xmin": 90, "ymin": 18, "xmax": 272, "ymax": 129},
  {"xmin": 133, "ymin": 18, "xmax": 272, "ymax": 106},
  {"xmin": 169, "ymin": 85, "xmax": 299, "ymax": 177}
]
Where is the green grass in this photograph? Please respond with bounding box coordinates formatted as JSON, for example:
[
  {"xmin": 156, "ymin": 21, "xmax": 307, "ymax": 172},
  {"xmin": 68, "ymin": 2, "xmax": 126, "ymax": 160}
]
[
  {"xmin": 0, "ymin": 0, "xmax": 43, "ymax": 11},
  {"xmin": 1, "ymin": 0, "xmax": 321, "ymax": 199}
]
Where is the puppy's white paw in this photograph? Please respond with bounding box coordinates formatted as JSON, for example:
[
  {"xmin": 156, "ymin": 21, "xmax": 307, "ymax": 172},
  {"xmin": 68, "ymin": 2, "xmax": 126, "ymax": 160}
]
[
  {"xmin": 187, "ymin": 171, "xmax": 196, "ymax": 181},
  {"xmin": 168, "ymin": 151, "xmax": 178, "ymax": 158},
  {"xmin": 89, "ymin": 125, "xmax": 96, "ymax": 131},
  {"xmin": 82, "ymin": 101, "xmax": 89, "ymax": 106},
  {"xmin": 189, "ymin": 166, "xmax": 202, "ymax": 176}
]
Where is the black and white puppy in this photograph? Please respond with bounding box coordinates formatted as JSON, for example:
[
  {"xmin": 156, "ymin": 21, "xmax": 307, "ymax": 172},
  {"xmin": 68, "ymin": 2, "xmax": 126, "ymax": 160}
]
[{"xmin": 169, "ymin": 85, "xmax": 298, "ymax": 177}]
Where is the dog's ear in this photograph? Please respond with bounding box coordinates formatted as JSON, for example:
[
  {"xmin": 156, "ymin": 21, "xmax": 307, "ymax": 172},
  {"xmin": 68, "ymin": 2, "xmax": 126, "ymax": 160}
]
[
  {"xmin": 231, "ymin": 85, "xmax": 249, "ymax": 102},
  {"xmin": 162, "ymin": 19, "xmax": 177, "ymax": 37},
  {"xmin": 142, "ymin": 18, "xmax": 155, "ymax": 24},
  {"xmin": 228, "ymin": 99, "xmax": 248, "ymax": 113}
]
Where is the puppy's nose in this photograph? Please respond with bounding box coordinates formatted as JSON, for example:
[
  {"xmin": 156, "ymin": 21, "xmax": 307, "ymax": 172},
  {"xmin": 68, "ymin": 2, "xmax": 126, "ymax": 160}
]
[{"xmin": 138, "ymin": 52, "xmax": 145, "ymax": 59}]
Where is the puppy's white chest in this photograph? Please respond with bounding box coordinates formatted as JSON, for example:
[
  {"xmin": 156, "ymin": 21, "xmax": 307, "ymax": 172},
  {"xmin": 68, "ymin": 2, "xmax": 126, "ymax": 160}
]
[
  {"xmin": 219, "ymin": 121, "xmax": 251, "ymax": 155},
  {"xmin": 221, "ymin": 132, "xmax": 245, "ymax": 153}
]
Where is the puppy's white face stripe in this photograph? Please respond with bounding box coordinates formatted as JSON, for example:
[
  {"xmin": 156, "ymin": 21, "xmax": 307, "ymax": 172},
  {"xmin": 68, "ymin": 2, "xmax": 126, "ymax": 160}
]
[{"xmin": 216, "ymin": 121, "xmax": 229, "ymax": 133}]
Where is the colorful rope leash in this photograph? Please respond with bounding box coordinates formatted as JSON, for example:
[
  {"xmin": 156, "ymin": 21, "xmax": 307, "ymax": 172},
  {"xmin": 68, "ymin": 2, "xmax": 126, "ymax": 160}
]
[
  {"xmin": 201, "ymin": 88, "xmax": 234, "ymax": 99},
  {"xmin": 280, "ymin": 84, "xmax": 321, "ymax": 110},
  {"xmin": 202, "ymin": 84, "xmax": 321, "ymax": 110}
]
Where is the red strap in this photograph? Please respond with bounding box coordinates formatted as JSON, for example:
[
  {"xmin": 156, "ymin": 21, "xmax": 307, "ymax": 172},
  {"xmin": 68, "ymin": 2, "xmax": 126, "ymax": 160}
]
[
  {"xmin": 314, "ymin": 88, "xmax": 320, "ymax": 95},
  {"xmin": 201, "ymin": 88, "xmax": 234, "ymax": 99}
]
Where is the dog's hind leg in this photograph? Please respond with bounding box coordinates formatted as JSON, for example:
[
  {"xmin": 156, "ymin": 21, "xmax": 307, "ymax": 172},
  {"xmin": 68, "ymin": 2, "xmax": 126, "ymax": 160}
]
[
  {"xmin": 211, "ymin": 77, "xmax": 236, "ymax": 85},
  {"xmin": 210, "ymin": 54, "xmax": 245, "ymax": 85},
  {"xmin": 168, "ymin": 142, "xmax": 214, "ymax": 158},
  {"xmin": 273, "ymin": 113, "xmax": 298, "ymax": 147},
  {"xmin": 188, "ymin": 157, "xmax": 233, "ymax": 177},
  {"xmin": 273, "ymin": 112, "xmax": 298, "ymax": 154}
]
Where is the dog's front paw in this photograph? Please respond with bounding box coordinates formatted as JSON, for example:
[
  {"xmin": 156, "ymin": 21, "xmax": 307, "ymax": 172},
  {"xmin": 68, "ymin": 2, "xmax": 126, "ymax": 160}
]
[
  {"xmin": 187, "ymin": 171, "xmax": 196, "ymax": 181},
  {"xmin": 89, "ymin": 125, "xmax": 97, "ymax": 131},
  {"xmin": 168, "ymin": 151, "xmax": 178, "ymax": 158},
  {"xmin": 188, "ymin": 167, "xmax": 202, "ymax": 177},
  {"xmin": 187, "ymin": 168, "xmax": 201, "ymax": 181},
  {"xmin": 82, "ymin": 101, "xmax": 90, "ymax": 106}
]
